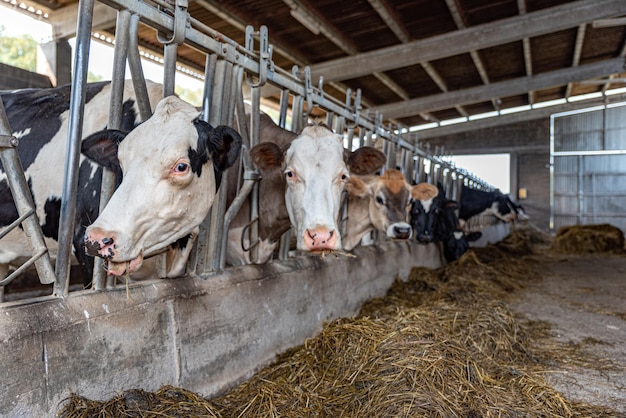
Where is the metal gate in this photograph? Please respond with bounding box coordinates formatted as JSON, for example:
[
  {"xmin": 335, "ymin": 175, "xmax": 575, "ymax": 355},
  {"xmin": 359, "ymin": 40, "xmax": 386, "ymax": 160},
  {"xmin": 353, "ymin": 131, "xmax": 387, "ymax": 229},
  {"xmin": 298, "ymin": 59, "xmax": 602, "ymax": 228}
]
[{"xmin": 550, "ymin": 103, "xmax": 626, "ymax": 233}]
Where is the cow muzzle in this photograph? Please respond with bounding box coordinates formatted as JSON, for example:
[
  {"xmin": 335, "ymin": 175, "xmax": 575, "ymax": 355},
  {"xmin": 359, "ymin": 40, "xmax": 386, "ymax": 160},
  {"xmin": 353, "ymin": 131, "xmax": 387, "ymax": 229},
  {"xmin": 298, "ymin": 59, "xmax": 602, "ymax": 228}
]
[
  {"xmin": 84, "ymin": 229, "xmax": 144, "ymax": 276},
  {"xmin": 388, "ymin": 222, "xmax": 412, "ymax": 240},
  {"xmin": 303, "ymin": 226, "xmax": 339, "ymax": 251},
  {"xmin": 415, "ymin": 232, "xmax": 434, "ymax": 244}
]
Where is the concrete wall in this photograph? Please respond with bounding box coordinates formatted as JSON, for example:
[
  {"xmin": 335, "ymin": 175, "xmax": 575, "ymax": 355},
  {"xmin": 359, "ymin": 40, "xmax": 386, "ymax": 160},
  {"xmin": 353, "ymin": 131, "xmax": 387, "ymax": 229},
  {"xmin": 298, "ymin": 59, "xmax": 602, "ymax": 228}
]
[
  {"xmin": 0, "ymin": 241, "xmax": 442, "ymax": 418},
  {"xmin": 423, "ymin": 118, "xmax": 552, "ymax": 231}
]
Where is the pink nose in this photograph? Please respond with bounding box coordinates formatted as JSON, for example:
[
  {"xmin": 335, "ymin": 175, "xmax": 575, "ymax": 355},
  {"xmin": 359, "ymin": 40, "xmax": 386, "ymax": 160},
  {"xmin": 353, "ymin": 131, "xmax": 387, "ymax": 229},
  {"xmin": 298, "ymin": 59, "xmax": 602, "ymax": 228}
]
[
  {"xmin": 303, "ymin": 227, "xmax": 338, "ymax": 251},
  {"xmin": 84, "ymin": 227, "xmax": 117, "ymax": 259}
]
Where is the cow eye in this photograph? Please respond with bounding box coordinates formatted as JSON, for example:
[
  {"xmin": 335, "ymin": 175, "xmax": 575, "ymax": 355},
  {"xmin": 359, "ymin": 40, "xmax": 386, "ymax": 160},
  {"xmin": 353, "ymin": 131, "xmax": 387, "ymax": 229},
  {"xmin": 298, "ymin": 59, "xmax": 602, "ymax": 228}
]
[
  {"xmin": 173, "ymin": 162, "xmax": 189, "ymax": 173},
  {"xmin": 284, "ymin": 168, "xmax": 297, "ymax": 181},
  {"xmin": 376, "ymin": 196, "xmax": 384, "ymax": 205}
]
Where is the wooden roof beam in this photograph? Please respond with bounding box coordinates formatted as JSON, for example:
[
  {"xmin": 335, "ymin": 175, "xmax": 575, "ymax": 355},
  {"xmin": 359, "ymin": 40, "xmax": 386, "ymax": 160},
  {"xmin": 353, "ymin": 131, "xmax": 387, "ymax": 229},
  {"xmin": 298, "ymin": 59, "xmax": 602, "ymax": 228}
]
[
  {"xmin": 309, "ymin": 0, "xmax": 626, "ymax": 83},
  {"xmin": 372, "ymin": 58, "xmax": 625, "ymax": 119},
  {"xmin": 283, "ymin": 0, "xmax": 410, "ymax": 120},
  {"xmin": 565, "ymin": 24, "xmax": 587, "ymax": 98},
  {"xmin": 444, "ymin": 0, "xmax": 490, "ymax": 114},
  {"xmin": 417, "ymin": 92, "xmax": 626, "ymax": 140}
]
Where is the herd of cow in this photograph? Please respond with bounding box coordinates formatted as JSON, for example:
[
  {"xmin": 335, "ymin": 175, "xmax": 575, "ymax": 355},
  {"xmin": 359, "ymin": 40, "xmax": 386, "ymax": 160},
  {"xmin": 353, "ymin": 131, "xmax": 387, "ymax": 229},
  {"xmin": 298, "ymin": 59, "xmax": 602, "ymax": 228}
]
[{"xmin": 0, "ymin": 81, "xmax": 527, "ymax": 292}]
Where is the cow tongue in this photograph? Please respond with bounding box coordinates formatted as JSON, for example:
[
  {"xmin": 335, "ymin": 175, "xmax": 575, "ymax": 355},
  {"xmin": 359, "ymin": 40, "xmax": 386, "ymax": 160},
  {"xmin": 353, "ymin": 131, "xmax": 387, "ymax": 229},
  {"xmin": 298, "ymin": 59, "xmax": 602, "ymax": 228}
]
[{"xmin": 106, "ymin": 252, "xmax": 144, "ymax": 276}]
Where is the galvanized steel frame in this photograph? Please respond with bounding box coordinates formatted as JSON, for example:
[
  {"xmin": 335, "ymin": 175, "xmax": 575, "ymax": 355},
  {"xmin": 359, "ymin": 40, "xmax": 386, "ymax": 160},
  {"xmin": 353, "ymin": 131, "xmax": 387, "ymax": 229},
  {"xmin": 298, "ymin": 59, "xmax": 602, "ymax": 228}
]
[
  {"xmin": 550, "ymin": 103, "xmax": 626, "ymax": 230},
  {"xmin": 0, "ymin": 0, "xmax": 491, "ymax": 301}
]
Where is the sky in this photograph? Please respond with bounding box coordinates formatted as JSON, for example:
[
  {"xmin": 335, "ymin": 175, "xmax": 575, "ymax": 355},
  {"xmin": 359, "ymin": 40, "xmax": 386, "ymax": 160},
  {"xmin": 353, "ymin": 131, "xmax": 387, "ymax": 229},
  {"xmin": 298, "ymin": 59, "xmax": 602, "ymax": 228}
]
[{"xmin": 1, "ymin": 5, "xmax": 511, "ymax": 192}]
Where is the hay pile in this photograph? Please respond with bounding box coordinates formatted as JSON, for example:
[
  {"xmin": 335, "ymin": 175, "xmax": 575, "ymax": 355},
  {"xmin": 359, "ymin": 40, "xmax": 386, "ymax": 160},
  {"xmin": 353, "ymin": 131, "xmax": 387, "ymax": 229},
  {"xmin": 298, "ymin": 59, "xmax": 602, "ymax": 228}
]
[
  {"xmin": 57, "ymin": 225, "xmax": 619, "ymax": 418},
  {"xmin": 551, "ymin": 224, "xmax": 625, "ymax": 254}
]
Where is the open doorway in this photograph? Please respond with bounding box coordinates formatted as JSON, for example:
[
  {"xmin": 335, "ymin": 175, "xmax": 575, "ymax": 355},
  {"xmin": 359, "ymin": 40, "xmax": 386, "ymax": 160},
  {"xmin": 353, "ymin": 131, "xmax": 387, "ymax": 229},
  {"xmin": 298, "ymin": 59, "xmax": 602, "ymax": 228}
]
[{"xmin": 448, "ymin": 153, "xmax": 510, "ymax": 193}]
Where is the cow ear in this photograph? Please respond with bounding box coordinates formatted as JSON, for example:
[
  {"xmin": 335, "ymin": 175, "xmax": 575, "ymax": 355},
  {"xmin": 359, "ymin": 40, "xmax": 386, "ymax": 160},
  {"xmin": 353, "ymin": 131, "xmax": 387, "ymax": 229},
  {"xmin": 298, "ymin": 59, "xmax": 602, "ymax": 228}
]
[
  {"xmin": 411, "ymin": 182, "xmax": 438, "ymax": 201},
  {"xmin": 345, "ymin": 146, "xmax": 386, "ymax": 175},
  {"xmin": 209, "ymin": 125, "xmax": 243, "ymax": 172},
  {"xmin": 345, "ymin": 175, "xmax": 369, "ymax": 198},
  {"xmin": 81, "ymin": 129, "xmax": 127, "ymax": 170},
  {"xmin": 250, "ymin": 142, "xmax": 284, "ymax": 172}
]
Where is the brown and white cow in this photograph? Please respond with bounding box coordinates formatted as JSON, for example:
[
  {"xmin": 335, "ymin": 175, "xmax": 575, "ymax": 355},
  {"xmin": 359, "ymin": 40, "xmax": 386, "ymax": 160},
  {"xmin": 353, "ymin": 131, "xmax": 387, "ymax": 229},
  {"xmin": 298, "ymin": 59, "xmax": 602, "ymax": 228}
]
[
  {"xmin": 226, "ymin": 116, "xmax": 386, "ymax": 265},
  {"xmin": 342, "ymin": 169, "xmax": 417, "ymax": 251},
  {"xmin": 83, "ymin": 95, "xmax": 242, "ymax": 277}
]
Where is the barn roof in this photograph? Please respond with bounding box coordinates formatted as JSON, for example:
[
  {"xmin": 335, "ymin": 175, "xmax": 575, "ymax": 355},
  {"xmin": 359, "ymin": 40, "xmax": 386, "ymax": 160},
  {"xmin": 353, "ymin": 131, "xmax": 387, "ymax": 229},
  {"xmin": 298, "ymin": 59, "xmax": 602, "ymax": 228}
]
[{"xmin": 6, "ymin": 0, "xmax": 626, "ymax": 138}]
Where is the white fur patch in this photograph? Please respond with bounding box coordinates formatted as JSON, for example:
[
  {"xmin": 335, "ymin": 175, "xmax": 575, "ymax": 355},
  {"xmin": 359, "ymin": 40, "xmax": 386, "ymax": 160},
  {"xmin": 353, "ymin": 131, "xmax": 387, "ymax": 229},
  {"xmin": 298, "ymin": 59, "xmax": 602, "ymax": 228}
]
[{"xmin": 420, "ymin": 197, "xmax": 434, "ymax": 213}]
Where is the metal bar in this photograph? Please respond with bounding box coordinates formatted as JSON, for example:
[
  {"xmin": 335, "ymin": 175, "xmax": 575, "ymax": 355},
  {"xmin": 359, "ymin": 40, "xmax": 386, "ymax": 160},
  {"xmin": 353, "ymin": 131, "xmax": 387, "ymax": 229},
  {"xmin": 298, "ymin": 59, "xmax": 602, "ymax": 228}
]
[
  {"xmin": 54, "ymin": 0, "xmax": 95, "ymax": 297},
  {"xmin": 93, "ymin": 9, "xmax": 132, "ymax": 291},
  {"xmin": 128, "ymin": 13, "xmax": 153, "ymax": 121},
  {"xmin": 0, "ymin": 111, "xmax": 56, "ymax": 286},
  {"xmin": 0, "ymin": 248, "xmax": 48, "ymax": 287},
  {"xmin": 247, "ymin": 85, "xmax": 261, "ymax": 264},
  {"xmin": 206, "ymin": 59, "xmax": 232, "ymax": 272}
]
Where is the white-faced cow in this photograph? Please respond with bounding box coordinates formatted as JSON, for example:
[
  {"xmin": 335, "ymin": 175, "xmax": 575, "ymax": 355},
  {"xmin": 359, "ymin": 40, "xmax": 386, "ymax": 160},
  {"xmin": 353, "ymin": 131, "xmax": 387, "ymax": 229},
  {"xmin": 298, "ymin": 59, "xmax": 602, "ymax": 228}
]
[
  {"xmin": 0, "ymin": 80, "xmax": 162, "ymax": 285},
  {"xmin": 410, "ymin": 183, "xmax": 480, "ymax": 263},
  {"xmin": 342, "ymin": 169, "xmax": 416, "ymax": 251},
  {"xmin": 226, "ymin": 116, "xmax": 386, "ymax": 265},
  {"xmin": 83, "ymin": 95, "xmax": 242, "ymax": 277}
]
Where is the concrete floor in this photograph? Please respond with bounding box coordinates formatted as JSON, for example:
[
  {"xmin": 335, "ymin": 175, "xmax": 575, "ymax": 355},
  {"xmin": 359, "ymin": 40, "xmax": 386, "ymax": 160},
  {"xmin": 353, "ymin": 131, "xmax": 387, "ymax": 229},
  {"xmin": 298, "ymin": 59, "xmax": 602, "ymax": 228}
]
[{"xmin": 510, "ymin": 253, "xmax": 626, "ymax": 414}]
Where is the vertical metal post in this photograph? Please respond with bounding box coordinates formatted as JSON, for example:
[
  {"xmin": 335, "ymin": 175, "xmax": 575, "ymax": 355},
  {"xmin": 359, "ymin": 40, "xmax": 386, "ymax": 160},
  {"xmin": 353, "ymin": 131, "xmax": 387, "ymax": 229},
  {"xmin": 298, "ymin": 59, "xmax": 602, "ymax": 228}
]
[
  {"xmin": 577, "ymin": 154, "xmax": 584, "ymax": 224},
  {"xmin": 206, "ymin": 59, "xmax": 232, "ymax": 272},
  {"xmin": 93, "ymin": 9, "xmax": 131, "ymax": 291},
  {"xmin": 0, "ymin": 101, "xmax": 56, "ymax": 286},
  {"xmin": 54, "ymin": 0, "xmax": 95, "ymax": 297},
  {"xmin": 128, "ymin": 13, "xmax": 153, "ymax": 121},
  {"xmin": 278, "ymin": 89, "xmax": 289, "ymax": 129},
  {"xmin": 247, "ymin": 84, "xmax": 261, "ymax": 264}
]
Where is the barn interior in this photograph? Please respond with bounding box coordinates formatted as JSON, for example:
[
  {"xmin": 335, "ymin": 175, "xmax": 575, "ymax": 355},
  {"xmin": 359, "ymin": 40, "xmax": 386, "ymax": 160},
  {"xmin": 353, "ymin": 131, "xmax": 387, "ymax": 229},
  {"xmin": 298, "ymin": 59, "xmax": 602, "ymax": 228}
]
[{"xmin": 1, "ymin": 0, "xmax": 626, "ymax": 416}]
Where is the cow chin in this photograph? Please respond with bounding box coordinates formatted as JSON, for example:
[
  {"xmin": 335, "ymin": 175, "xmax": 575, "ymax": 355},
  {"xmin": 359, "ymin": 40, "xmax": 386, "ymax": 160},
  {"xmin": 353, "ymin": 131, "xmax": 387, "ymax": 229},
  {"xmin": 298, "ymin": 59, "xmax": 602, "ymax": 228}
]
[{"xmin": 106, "ymin": 251, "xmax": 144, "ymax": 276}]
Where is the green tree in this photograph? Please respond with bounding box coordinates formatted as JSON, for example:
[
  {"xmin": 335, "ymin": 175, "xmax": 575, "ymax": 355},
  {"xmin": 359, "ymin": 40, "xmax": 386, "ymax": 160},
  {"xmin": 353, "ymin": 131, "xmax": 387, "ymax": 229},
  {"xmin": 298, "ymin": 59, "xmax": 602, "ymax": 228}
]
[
  {"xmin": 175, "ymin": 85, "xmax": 203, "ymax": 107},
  {"xmin": 87, "ymin": 71, "xmax": 103, "ymax": 83},
  {"xmin": 0, "ymin": 25, "xmax": 38, "ymax": 72}
]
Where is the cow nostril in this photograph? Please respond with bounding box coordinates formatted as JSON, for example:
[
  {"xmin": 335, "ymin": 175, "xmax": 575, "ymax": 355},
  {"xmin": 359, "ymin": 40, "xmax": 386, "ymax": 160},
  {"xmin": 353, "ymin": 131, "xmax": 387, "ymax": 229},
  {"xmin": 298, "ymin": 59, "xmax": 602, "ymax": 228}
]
[{"xmin": 102, "ymin": 237, "xmax": 114, "ymax": 245}]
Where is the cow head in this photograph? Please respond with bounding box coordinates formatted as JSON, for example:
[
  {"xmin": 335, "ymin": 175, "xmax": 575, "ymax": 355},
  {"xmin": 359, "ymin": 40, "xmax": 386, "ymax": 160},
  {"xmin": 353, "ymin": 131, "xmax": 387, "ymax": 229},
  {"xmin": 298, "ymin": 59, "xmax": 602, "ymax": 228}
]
[
  {"xmin": 343, "ymin": 169, "xmax": 415, "ymax": 251},
  {"xmin": 435, "ymin": 194, "xmax": 482, "ymax": 262},
  {"xmin": 83, "ymin": 96, "xmax": 242, "ymax": 277},
  {"xmin": 250, "ymin": 123, "xmax": 385, "ymax": 253},
  {"xmin": 410, "ymin": 182, "xmax": 441, "ymax": 244}
]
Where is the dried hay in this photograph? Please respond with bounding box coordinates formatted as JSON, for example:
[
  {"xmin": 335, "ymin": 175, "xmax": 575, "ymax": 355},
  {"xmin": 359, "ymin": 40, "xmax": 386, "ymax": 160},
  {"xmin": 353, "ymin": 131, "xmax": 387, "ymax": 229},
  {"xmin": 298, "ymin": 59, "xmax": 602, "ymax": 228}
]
[
  {"xmin": 551, "ymin": 224, "xmax": 625, "ymax": 255},
  {"xmin": 57, "ymin": 224, "xmax": 619, "ymax": 418}
]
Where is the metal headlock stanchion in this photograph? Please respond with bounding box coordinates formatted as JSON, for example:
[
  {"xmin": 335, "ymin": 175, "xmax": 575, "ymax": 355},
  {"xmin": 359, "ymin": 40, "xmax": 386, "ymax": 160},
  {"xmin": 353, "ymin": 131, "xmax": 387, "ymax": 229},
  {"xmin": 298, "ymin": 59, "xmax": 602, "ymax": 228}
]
[
  {"xmin": 1, "ymin": 0, "xmax": 495, "ymax": 296},
  {"xmin": 54, "ymin": 0, "xmax": 95, "ymax": 297},
  {"xmin": 0, "ymin": 100, "xmax": 56, "ymax": 293}
]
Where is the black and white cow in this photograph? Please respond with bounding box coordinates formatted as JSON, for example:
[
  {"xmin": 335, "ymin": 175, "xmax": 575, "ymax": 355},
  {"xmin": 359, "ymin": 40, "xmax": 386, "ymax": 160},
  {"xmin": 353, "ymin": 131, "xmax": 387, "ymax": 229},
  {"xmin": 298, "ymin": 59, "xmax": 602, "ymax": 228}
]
[
  {"xmin": 432, "ymin": 184, "xmax": 481, "ymax": 262},
  {"xmin": 410, "ymin": 183, "xmax": 480, "ymax": 263},
  {"xmin": 458, "ymin": 185, "xmax": 526, "ymax": 223},
  {"xmin": 1, "ymin": 81, "xmax": 161, "ymax": 284},
  {"xmin": 83, "ymin": 95, "xmax": 241, "ymax": 277},
  {"xmin": 1, "ymin": 81, "xmax": 242, "ymax": 284}
]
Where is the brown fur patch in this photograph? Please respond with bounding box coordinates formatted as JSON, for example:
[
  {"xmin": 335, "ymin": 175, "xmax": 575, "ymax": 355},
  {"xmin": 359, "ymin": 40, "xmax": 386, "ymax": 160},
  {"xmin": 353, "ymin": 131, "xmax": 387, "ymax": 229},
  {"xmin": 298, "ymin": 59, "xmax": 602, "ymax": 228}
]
[
  {"xmin": 412, "ymin": 183, "xmax": 439, "ymax": 201},
  {"xmin": 380, "ymin": 169, "xmax": 408, "ymax": 195}
]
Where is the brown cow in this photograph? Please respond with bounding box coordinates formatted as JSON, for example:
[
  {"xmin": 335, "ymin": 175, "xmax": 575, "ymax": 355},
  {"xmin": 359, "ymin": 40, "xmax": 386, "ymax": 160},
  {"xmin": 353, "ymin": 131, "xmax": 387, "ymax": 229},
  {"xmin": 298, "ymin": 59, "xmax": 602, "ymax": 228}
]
[{"xmin": 342, "ymin": 169, "xmax": 419, "ymax": 251}]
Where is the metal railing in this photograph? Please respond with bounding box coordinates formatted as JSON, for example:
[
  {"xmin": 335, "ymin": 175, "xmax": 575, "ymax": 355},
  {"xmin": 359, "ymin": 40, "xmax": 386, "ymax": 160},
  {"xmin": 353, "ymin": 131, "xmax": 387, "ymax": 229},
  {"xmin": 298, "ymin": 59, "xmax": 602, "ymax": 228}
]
[{"xmin": 0, "ymin": 0, "xmax": 492, "ymax": 302}]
